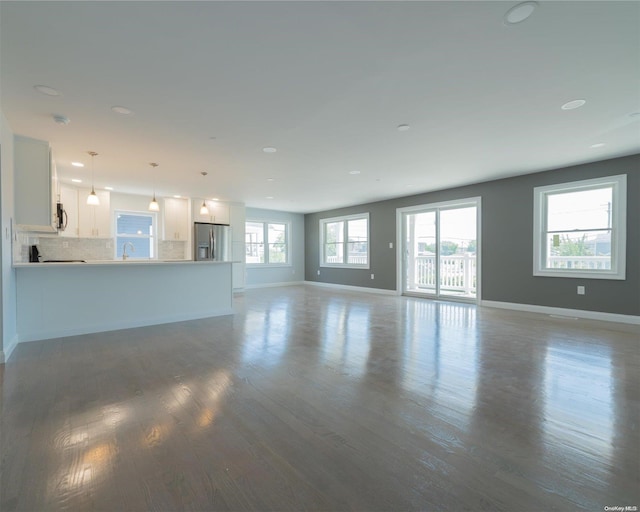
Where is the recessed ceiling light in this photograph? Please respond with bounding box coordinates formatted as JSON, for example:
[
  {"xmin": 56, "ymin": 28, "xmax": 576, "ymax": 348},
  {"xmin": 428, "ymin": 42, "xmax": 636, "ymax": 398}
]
[
  {"xmin": 34, "ymin": 85, "xmax": 60, "ymax": 96},
  {"xmin": 211, "ymin": 197, "xmax": 219, "ymax": 201},
  {"xmin": 173, "ymin": 195, "xmax": 182, "ymax": 198},
  {"xmin": 561, "ymin": 99, "xmax": 586, "ymax": 110},
  {"xmin": 111, "ymin": 105, "xmax": 133, "ymax": 115},
  {"xmin": 266, "ymin": 178, "xmax": 275, "ymax": 182},
  {"xmin": 349, "ymin": 170, "xmax": 361, "ymax": 175},
  {"xmin": 263, "ymin": 147, "xmax": 277, "ymax": 153},
  {"xmin": 71, "ymin": 179, "xmax": 82, "ymax": 183},
  {"xmin": 71, "ymin": 162, "xmax": 84, "ymax": 167},
  {"xmin": 504, "ymin": 1, "xmax": 538, "ymax": 25},
  {"xmin": 104, "ymin": 186, "xmax": 114, "ymax": 191},
  {"xmin": 590, "ymin": 143, "xmax": 606, "ymax": 148},
  {"xmin": 266, "ymin": 196, "xmax": 274, "ymax": 199},
  {"xmin": 397, "ymin": 124, "xmax": 410, "ymax": 131}
]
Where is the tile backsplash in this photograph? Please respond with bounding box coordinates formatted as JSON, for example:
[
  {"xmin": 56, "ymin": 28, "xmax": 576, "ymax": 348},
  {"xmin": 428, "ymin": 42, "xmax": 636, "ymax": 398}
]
[
  {"xmin": 16, "ymin": 232, "xmax": 188, "ymax": 263},
  {"xmin": 158, "ymin": 240, "xmax": 188, "ymax": 260}
]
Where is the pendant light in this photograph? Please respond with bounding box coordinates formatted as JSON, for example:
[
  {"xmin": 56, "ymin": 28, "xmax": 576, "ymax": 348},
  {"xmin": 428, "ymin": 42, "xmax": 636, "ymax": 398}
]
[
  {"xmin": 199, "ymin": 171, "xmax": 209, "ymax": 215},
  {"xmin": 148, "ymin": 162, "xmax": 160, "ymax": 211},
  {"xmin": 86, "ymin": 151, "xmax": 100, "ymax": 206}
]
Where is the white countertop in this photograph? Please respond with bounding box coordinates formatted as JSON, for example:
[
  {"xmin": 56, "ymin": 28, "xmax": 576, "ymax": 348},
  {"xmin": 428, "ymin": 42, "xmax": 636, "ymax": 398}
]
[{"xmin": 14, "ymin": 259, "xmax": 235, "ymax": 268}]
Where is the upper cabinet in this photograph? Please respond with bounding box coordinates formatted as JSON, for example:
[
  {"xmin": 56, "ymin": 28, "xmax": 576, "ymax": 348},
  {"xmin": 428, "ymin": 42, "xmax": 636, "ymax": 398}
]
[
  {"xmin": 14, "ymin": 135, "xmax": 56, "ymax": 232},
  {"xmin": 193, "ymin": 199, "xmax": 230, "ymax": 224},
  {"xmin": 229, "ymin": 203, "xmax": 245, "ymax": 243},
  {"xmin": 163, "ymin": 197, "xmax": 190, "ymax": 241},
  {"xmin": 78, "ymin": 189, "xmax": 111, "ymax": 238}
]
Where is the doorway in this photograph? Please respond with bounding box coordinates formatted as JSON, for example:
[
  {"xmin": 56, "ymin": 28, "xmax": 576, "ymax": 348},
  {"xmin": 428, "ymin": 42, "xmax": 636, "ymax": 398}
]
[{"xmin": 398, "ymin": 198, "xmax": 480, "ymax": 302}]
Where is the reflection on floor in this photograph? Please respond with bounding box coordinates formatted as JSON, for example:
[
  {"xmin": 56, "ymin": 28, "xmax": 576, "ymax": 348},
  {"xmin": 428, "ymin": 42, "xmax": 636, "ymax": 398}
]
[{"xmin": 1, "ymin": 285, "xmax": 638, "ymax": 511}]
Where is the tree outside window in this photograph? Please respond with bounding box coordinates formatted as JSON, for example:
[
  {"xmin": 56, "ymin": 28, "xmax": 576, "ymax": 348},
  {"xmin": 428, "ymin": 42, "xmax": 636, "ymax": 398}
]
[{"xmin": 246, "ymin": 221, "xmax": 289, "ymax": 265}]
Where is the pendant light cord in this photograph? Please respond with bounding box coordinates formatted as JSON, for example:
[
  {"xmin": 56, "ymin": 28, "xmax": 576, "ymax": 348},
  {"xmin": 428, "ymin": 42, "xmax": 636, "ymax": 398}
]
[{"xmin": 88, "ymin": 151, "xmax": 98, "ymax": 192}]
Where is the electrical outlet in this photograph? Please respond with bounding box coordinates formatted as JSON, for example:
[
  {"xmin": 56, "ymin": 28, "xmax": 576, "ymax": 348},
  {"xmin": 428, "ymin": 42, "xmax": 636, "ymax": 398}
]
[
  {"xmin": 389, "ymin": 242, "xmax": 393, "ymax": 249},
  {"xmin": 317, "ymin": 269, "xmax": 320, "ymax": 276},
  {"xmin": 62, "ymin": 241, "xmax": 69, "ymax": 248},
  {"xmin": 371, "ymin": 273, "xmax": 375, "ymax": 279},
  {"xmin": 577, "ymin": 286, "xmax": 585, "ymax": 295}
]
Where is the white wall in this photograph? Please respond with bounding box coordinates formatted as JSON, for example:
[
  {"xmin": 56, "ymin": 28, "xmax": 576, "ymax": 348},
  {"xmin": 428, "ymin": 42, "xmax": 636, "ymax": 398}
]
[
  {"xmin": 1, "ymin": 111, "xmax": 18, "ymax": 361},
  {"xmin": 245, "ymin": 208, "xmax": 305, "ymax": 288}
]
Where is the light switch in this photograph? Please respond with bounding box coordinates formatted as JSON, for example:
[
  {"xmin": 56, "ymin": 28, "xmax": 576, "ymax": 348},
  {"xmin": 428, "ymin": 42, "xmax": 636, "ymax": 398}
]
[
  {"xmin": 389, "ymin": 242, "xmax": 393, "ymax": 249},
  {"xmin": 577, "ymin": 286, "xmax": 585, "ymax": 295}
]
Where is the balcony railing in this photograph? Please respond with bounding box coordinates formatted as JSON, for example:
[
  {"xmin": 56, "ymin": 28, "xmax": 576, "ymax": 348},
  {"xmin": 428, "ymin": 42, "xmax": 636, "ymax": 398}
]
[
  {"xmin": 408, "ymin": 254, "xmax": 611, "ymax": 296},
  {"xmin": 547, "ymin": 256, "xmax": 610, "ymax": 269},
  {"xmin": 325, "ymin": 255, "xmax": 368, "ymax": 265},
  {"xmin": 409, "ymin": 254, "xmax": 477, "ymax": 296}
]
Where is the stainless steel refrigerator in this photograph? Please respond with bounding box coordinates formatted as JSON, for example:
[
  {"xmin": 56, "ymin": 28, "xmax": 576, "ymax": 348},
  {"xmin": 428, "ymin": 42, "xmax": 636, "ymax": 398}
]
[{"xmin": 194, "ymin": 222, "xmax": 232, "ymax": 261}]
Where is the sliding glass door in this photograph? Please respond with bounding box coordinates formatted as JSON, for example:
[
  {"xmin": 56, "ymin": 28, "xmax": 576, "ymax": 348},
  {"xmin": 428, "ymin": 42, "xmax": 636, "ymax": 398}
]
[{"xmin": 401, "ymin": 199, "xmax": 479, "ymax": 301}]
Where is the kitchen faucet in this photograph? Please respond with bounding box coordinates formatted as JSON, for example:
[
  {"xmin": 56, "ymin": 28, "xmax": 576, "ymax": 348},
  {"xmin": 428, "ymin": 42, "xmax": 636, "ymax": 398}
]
[{"xmin": 122, "ymin": 242, "xmax": 135, "ymax": 260}]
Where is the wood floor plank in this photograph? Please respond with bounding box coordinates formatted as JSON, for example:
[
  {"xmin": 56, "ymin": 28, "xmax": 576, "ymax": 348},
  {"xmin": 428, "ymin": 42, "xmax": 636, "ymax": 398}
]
[{"xmin": 1, "ymin": 286, "xmax": 638, "ymax": 511}]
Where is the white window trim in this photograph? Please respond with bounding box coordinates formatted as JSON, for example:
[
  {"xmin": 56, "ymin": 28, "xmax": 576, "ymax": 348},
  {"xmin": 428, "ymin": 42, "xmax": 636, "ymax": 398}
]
[
  {"xmin": 245, "ymin": 219, "xmax": 292, "ymax": 267},
  {"xmin": 395, "ymin": 197, "xmax": 481, "ymax": 302},
  {"xmin": 319, "ymin": 212, "xmax": 370, "ymax": 269},
  {"xmin": 113, "ymin": 209, "xmax": 158, "ymax": 260},
  {"xmin": 533, "ymin": 174, "xmax": 626, "ymax": 280}
]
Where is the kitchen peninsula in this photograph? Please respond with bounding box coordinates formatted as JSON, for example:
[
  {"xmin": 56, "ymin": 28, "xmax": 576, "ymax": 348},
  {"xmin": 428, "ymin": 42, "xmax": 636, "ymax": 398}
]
[{"xmin": 15, "ymin": 260, "xmax": 233, "ymax": 342}]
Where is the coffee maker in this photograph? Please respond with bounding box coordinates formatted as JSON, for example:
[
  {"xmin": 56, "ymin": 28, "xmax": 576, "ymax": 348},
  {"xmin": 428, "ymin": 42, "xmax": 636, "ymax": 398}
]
[{"xmin": 29, "ymin": 245, "xmax": 41, "ymax": 263}]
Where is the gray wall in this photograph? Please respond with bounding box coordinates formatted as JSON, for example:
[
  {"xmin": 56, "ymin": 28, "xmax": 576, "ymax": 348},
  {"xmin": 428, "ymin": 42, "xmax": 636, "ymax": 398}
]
[
  {"xmin": 245, "ymin": 208, "xmax": 305, "ymax": 287},
  {"xmin": 305, "ymin": 154, "xmax": 640, "ymax": 316}
]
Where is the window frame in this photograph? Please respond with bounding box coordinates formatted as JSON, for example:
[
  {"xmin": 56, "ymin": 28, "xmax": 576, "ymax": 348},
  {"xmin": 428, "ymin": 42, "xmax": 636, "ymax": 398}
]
[
  {"xmin": 319, "ymin": 212, "xmax": 370, "ymax": 269},
  {"xmin": 533, "ymin": 174, "xmax": 626, "ymax": 280},
  {"xmin": 113, "ymin": 209, "xmax": 158, "ymax": 260},
  {"xmin": 245, "ymin": 220, "xmax": 291, "ymax": 267}
]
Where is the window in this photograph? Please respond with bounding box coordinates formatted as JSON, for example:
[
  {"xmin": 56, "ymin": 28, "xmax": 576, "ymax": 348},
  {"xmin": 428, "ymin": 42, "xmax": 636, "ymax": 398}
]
[
  {"xmin": 533, "ymin": 175, "xmax": 626, "ymax": 279},
  {"xmin": 245, "ymin": 221, "xmax": 289, "ymax": 265},
  {"xmin": 115, "ymin": 211, "xmax": 157, "ymax": 260},
  {"xmin": 320, "ymin": 213, "xmax": 369, "ymax": 268}
]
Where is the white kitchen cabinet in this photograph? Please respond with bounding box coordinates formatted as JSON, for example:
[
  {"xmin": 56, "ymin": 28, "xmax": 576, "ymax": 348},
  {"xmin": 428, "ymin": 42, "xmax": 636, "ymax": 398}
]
[
  {"xmin": 231, "ymin": 240, "xmax": 246, "ymax": 290},
  {"xmin": 229, "ymin": 203, "xmax": 246, "ymax": 290},
  {"xmin": 163, "ymin": 197, "xmax": 190, "ymax": 241},
  {"xmin": 78, "ymin": 189, "xmax": 111, "ymax": 237},
  {"xmin": 193, "ymin": 199, "xmax": 230, "ymax": 224},
  {"xmin": 232, "ymin": 262, "xmax": 246, "ymax": 290},
  {"xmin": 14, "ymin": 135, "xmax": 56, "ymax": 232},
  {"xmin": 229, "ymin": 203, "xmax": 245, "ymax": 243},
  {"xmin": 58, "ymin": 184, "xmax": 79, "ymax": 237}
]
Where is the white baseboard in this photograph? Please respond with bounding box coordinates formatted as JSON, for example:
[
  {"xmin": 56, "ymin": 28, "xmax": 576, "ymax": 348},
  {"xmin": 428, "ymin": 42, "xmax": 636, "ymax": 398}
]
[
  {"xmin": 481, "ymin": 300, "xmax": 640, "ymax": 325},
  {"xmin": 245, "ymin": 281, "xmax": 305, "ymax": 289},
  {"xmin": 1, "ymin": 334, "xmax": 19, "ymax": 363},
  {"xmin": 16, "ymin": 309, "xmax": 235, "ymax": 344},
  {"xmin": 304, "ymin": 280, "xmax": 397, "ymax": 296}
]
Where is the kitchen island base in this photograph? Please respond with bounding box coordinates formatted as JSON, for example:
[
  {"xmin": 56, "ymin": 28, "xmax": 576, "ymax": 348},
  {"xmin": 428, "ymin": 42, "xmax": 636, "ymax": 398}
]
[{"xmin": 16, "ymin": 261, "xmax": 233, "ymax": 342}]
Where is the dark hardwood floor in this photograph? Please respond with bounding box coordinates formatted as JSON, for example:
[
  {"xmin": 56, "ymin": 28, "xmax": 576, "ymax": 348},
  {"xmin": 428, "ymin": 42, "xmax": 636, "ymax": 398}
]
[{"xmin": 1, "ymin": 285, "xmax": 638, "ymax": 511}]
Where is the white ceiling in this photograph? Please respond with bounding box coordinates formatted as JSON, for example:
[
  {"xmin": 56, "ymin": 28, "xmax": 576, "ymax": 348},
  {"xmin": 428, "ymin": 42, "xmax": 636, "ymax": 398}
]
[{"xmin": 1, "ymin": 1, "xmax": 639, "ymax": 213}]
